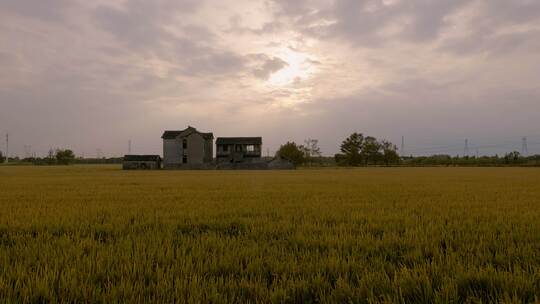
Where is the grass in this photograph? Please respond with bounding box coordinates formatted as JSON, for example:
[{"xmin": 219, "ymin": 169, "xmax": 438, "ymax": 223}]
[{"xmin": 1, "ymin": 165, "xmax": 540, "ymax": 303}]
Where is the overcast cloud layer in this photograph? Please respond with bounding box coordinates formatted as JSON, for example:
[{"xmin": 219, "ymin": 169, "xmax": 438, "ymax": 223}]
[{"xmin": 1, "ymin": 0, "xmax": 540, "ymax": 157}]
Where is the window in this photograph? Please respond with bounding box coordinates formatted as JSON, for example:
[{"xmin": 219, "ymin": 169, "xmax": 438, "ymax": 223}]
[
  {"xmin": 235, "ymin": 145, "xmax": 242, "ymax": 152},
  {"xmin": 182, "ymin": 155, "xmax": 187, "ymax": 164},
  {"xmin": 182, "ymin": 139, "xmax": 187, "ymax": 149},
  {"xmin": 222, "ymin": 145, "xmax": 228, "ymax": 152},
  {"xmin": 246, "ymin": 145, "xmax": 255, "ymax": 152}
]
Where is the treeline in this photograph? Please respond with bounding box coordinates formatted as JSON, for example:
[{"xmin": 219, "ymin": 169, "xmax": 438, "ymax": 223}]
[
  {"xmin": 402, "ymin": 152, "xmax": 540, "ymax": 167},
  {"xmin": 0, "ymin": 149, "xmax": 122, "ymax": 166},
  {"xmin": 2, "ymin": 135, "xmax": 539, "ymax": 167},
  {"xmin": 275, "ymin": 133, "xmax": 540, "ymax": 167},
  {"xmin": 276, "ymin": 133, "xmax": 400, "ymax": 167},
  {"xmin": 2, "ymin": 149, "xmax": 76, "ymax": 165}
]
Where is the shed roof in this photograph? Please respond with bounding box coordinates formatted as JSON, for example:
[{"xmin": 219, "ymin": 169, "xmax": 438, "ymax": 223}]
[
  {"xmin": 123, "ymin": 155, "xmax": 161, "ymax": 161},
  {"xmin": 161, "ymin": 126, "xmax": 213, "ymax": 140},
  {"xmin": 216, "ymin": 137, "xmax": 262, "ymax": 145}
]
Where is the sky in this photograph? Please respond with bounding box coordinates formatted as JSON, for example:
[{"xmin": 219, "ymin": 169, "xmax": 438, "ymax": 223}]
[{"xmin": 1, "ymin": 0, "xmax": 540, "ymax": 158}]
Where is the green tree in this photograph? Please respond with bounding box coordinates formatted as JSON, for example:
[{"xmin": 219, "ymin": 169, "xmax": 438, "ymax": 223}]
[
  {"xmin": 362, "ymin": 136, "xmax": 382, "ymax": 165},
  {"xmin": 0, "ymin": 151, "xmax": 4, "ymax": 163},
  {"xmin": 276, "ymin": 142, "xmax": 305, "ymax": 166},
  {"xmin": 504, "ymin": 151, "xmax": 524, "ymax": 165},
  {"xmin": 381, "ymin": 140, "xmax": 400, "ymax": 165},
  {"xmin": 46, "ymin": 149, "xmax": 56, "ymax": 165},
  {"xmin": 339, "ymin": 133, "xmax": 364, "ymax": 166},
  {"xmin": 55, "ymin": 149, "xmax": 75, "ymax": 165}
]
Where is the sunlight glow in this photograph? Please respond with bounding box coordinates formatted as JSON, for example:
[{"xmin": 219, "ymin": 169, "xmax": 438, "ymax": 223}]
[{"xmin": 267, "ymin": 48, "xmax": 317, "ymax": 87}]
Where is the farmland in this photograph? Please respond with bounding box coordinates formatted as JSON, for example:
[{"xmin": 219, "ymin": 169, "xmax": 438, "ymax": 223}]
[{"xmin": 1, "ymin": 166, "xmax": 540, "ymax": 303}]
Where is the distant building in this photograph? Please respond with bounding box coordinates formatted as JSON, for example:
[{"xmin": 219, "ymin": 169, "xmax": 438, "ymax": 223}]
[
  {"xmin": 268, "ymin": 157, "xmax": 296, "ymax": 170},
  {"xmin": 216, "ymin": 137, "xmax": 262, "ymax": 164},
  {"xmin": 123, "ymin": 155, "xmax": 161, "ymax": 170},
  {"xmin": 158, "ymin": 127, "xmax": 293, "ymax": 170},
  {"xmin": 162, "ymin": 126, "xmax": 214, "ymax": 169}
]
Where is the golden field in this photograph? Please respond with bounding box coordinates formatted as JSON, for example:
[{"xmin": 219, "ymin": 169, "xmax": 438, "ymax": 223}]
[{"xmin": 1, "ymin": 165, "xmax": 540, "ymax": 303}]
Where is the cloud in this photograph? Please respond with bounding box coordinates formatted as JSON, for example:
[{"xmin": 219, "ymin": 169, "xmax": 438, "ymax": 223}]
[
  {"xmin": 270, "ymin": 0, "xmax": 468, "ymax": 45},
  {"xmin": 269, "ymin": 0, "xmax": 540, "ymax": 53},
  {"xmin": 0, "ymin": 0, "xmax": 539, "ymax": 157},
  {"xmin": 93, "ymin": 0, "xmax": 199, "ymax": 49},
  {"xmin": 0, "ymin": 0, "xmax": 72, "ymax": 22},
  {"xmin": 251, "ymin": 55, "xmax": 288, "ymax": 80}
]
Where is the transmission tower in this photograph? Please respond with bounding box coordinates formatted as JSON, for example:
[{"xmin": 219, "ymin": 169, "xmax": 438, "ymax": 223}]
[
  {"xmin": 24, "ymin": 145, "xmax": 32, "ymax": 158},
  {"xmin": 464, "ymin": 139, "xmax": 469, "ymax": 157},
  {"xmin": 522, "ymin": 137, "xmax": 528, "ymax": 156}
]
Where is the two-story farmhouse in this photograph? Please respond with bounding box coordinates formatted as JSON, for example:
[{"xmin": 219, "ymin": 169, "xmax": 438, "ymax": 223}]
[
  {"xmin": 216, "ymin": 137, "xmax": 267, "ymax": 169},
  {"xmin": 161, "ymin": 126, "xmax": 213, "ymax": 169},
  {"xmin": 216, "ymin": 137, "xmax": 262, "ymax": 164}
]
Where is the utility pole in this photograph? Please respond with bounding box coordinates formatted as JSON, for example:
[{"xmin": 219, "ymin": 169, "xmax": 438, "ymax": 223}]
[
  {"xmin": 5, "ymin": 133, "xmax": 8, "ymax": 164},
  {"xmin": 401, "ymin": 136, "xmax": 405, "ymax": 157},
  {"xmin": 522, "ymin": 137, "xmax": 528, "ymax": 156},
  {"xmin": 464, "ymin": 139, "xmax": 469, "ymax": 157}
]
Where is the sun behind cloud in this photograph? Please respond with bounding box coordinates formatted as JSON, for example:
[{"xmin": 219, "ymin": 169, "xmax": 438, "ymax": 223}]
[{"xmin": 267, "ymin": 48, "xmax": 318, "ymax": 87}]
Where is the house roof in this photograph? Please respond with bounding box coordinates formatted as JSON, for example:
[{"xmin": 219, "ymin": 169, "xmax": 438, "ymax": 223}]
[
  {"xmin": 216, "ymin": 137, "xmax": 262, "ymax": 145},
  {"xmin": 161, "ymin": 126, "xmax": 213, "ymax": 140},
  {"xmin": 123, "ymin": 155, "xmax": 161, "ymax": 161}
]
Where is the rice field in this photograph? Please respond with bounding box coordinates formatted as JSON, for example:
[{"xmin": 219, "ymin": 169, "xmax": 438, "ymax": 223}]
[{"xmin": 1, "ymin": 165, "xmax": 540, "ymax": 303}]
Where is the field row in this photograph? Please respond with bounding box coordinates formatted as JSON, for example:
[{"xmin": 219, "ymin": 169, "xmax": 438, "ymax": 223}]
[{"xmin": 1, "ymin": 166, "xmax": 539, "ymax": 302}]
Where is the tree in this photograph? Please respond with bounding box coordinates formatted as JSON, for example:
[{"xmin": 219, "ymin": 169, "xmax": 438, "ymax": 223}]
[
  {"xmin": 338, "ymin": 133, "xmax": 364, "ymax": 166},
  {"xmin": 504, "ymin": 151, "xmax": 524, "ymax": 165},
  {"xmin": 381, "ymin": 140, "xmax": 400, "ymax": 166},
  {"xmin": 362, "ymin": 136, "xmax": 382, "ymax": 165},
  {"xmin": 55, "ymin": 149, "xmax": 75, "ymax": 165},
  {"xmin": 0, "ymin": 151, "xmax": 4, "ymax": 163},
  {"xmin": 303, "ymin": 138, "xmax": 322, "ymax": 166},
  {"xmin": 46, "ymin": 149, "xmax": 56, "ymax": 165},
  {"xmin": 276, "ymin": 142, "xmax": 305, "ymax": 166}
]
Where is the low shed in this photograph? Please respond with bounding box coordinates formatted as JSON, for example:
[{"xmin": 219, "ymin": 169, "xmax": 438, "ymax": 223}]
[
  {"xmin": 123, "ymin": 155, "xmax": 161, "ymax": 170},
  {"xmin": 267, "ymin": 157, "xmax": 295, "ymax": 170}
]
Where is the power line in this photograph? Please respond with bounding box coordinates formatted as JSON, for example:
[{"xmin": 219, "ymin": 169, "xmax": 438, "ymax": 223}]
[
  {"xmin": 406, "ymin": 144, "xmax": 464, "ymax": 153},
  {"xmin": 404, "ymin": 136, "xmax": 540, "ymax": 155}
]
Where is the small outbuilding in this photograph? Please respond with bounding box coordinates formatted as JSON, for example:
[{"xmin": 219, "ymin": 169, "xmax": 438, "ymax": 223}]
[
  {"xmin": 123, "ymin": 155, "xmax": 161, "ymax": 170},
  {"xmin": 267, "ymin": 157, "xmax": 295, "ymax": 170}
]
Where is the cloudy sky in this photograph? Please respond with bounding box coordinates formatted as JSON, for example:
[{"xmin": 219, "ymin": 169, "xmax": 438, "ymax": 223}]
[{"xmin": 1, "ymin": 0, "xmax": 540, "ymax": 157}]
